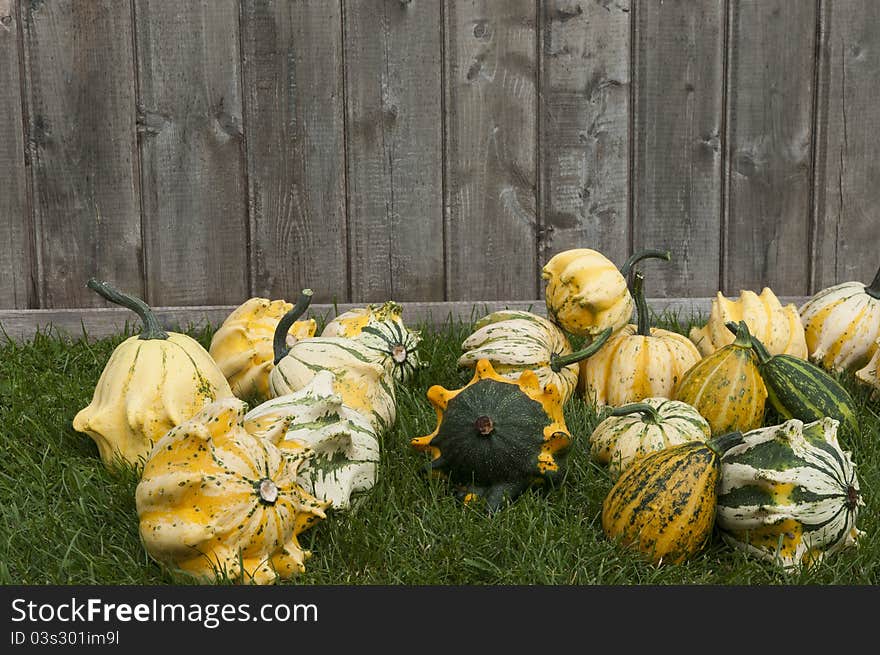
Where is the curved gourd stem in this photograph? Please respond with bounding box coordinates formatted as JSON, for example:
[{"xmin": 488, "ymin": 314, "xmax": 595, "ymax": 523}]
[
  {"xmin": 609, "ymin": 402, "xmax": 662, "ymax": 424},
  {"xmin": 272, "ymin": 289, "xmax": 314, "ymax": 365},
  {"xmin": 549, "ymin": 326, "xmax": 613, "ymax": 371},
  {"xmin": 730, "ymin": 320, "xmax": 753, "ymax": 349},
  {"xmin": 865, "ymin": 263, "xmax": 880, "ymax": 299},
  {"xmin": 632, "ymin": 271, "xmax": 651, "ymax": 337},
  {"xmin": 86, "ymin": 278, "xmax": 168, "ymax": 340},
  {"xmin": 619, "ymin": 248, "xmax": 672, "ymax": 279},
  {"xmin": 725, "ymin": 320, "xmax": 770, "ymax": 363},
  {"xmin": 708, "ymin": 430, "xmax": 745, "ymax": 456}
]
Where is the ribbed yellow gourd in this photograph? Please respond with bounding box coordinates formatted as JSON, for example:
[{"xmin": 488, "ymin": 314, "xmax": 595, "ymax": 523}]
[
  {"xmin": 673, "ymin": 321, "xmax": 768, "ymax": 435},
  {"xmin": 136, "ymin": 397, "xmax": 327, "ymax": 584},
  {"xmin": 580, "ymin": 271, "xmax": 702, "ymax": 406},
  {"xmin": 689, "ymin": 287, "xmax": 807, "ymax": 359},
  {"xmin": 73, "ymin": 279, "xmax": 233, "ymax": 471},
  {"xmin": 541, "ymin": 248, "xmax": 670, "ymax": 337},
  {"xmin": 209, "ymin": 297, "xmax": 317, "ymax": 402},
  {"xmin": 799, "ymin": 264, "xmax": 880, "ymax": 371}
]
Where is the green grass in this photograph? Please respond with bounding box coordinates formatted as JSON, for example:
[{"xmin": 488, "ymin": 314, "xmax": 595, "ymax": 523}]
[{"xmin": 0, "ymin": 311, "xmax": 878, "ymax": 586}]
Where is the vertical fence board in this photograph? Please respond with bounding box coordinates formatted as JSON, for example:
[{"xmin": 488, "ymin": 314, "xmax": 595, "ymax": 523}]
[
  {"xmin": 0, "ymin": 0, "xmax": 34, "ymax": 308},
  {"xmin": 444, "ymin": 0, "xmax": 538, "ymax": 300},
  {"xmin": 723, "ymin": 0, "xmax": 816, "ymax": 295},
  {"xmin": 812, "ymin": 0, "xmax": 880, "ymax": 291},
  {"xmin": 240, "ymin": 0, "xmax": 348, "ymax": 304},
  {"xmin": 135, "ymin": 0, "xmax": 248, "ymax": 306},
  {"xmin": 22, "ymin": 0, "xmax": 142, "ymax": 308},
  {"xmin": 539, "ymin": 0, "xmax": 630, "ymax": 271},
  {"xmin": 344, "ymin": 0, "xmax": 444, "ymax": 302},
  {"xmin": 632, "ymin": 0, "xmax": 725, "ymax": 297}
]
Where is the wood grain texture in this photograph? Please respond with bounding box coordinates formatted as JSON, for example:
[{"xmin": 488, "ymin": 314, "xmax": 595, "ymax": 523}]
[
  {"xmin": 344, "ymin": 0, "xmax": 445, "ymax": 302},
  {"xmin": 0, "ymin": 0, "xmax": 35, "ymax": 308},
  {"xmin": 539, "ymin": 0, "xmax": 631, "ymax": 270},
  {"xmin": 135, "ymin": 0, "xmax": 248, "ymax": 306},
  {"xmin": 21, "ymin": 0, "xmax": 142, "ymax": 308},
  {"xmin": 723, "ymin": 0, "xmax": 816, "ymax": 296},
  {"xmin": 811, "ymin": 0, "xmax": 880, "ymax": 291},
  {"xmin": 444, "ymin": 0, "xmax": 539, "ymax": 300},
  {"xmin": 240, "ymin": 0, "xmax": 348, "ymax": 304},
  {"xmin": 632, "ymin": 0, "xmax": 725, "ymax": 297}
]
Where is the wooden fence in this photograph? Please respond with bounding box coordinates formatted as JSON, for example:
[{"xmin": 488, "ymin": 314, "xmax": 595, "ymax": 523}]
[{"xmin": 1, "ymin": 1, "xmax": 878, "ymax": 325}]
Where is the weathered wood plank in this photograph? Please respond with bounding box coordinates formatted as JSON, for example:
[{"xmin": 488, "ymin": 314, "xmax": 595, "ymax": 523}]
[
  {"xmin": 343, "ymin": 0, "xmax": 445, "ymax": 302},
  {"xmin": 0, "ymin": 0, "xmax": 35, "ymax": 309},
  {"xmin": 135, "ymin": 0, "xmax": 248, "ymax": 306},
  {"xmin": 538, "ymin": 0, "xmax": 631, "ymax": 270},
  {"xmin": 632, "ymin": 0, "xmax": 725, "ymax": 297},
  {"xmin": 812, "ymin": 0, "xmax": 880, "ymax": 291},
  {"xmin": 444, "ymin": 0, "xmax": 539, "ymax": 300},
  {"xmin": 21, "ymin": 0, "xmax": 142, "ymax": 308},
  {"xmin": 723, "ymin": 0, "xmax": 816, "ymax": 296},
  {"xmin": 2, "ymin": 297, "xmax": 813, "ymax": 342},
  {"xmin": 239, "ymin": 0, "xmax": 349, "ymax": 304}
]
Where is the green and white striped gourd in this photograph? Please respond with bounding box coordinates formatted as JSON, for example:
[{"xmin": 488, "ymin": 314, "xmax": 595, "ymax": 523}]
[
  {"xmin": 458, "ymin": 310, "xmax": 612, "ymax": 403},
  {"xmin": 268, "ymin": 291, "xmax": 397, "ymax": 434},
  {"xmin": 244, "ymin": 370, "xmax": 380, "ymax": 511},
  {"xmin": 322, "ymin": 301, "xmax": 422, "ymax": 383},
  {"xmin": 716, "ymin": 417, "xmax": 864, "ymax": 570}
]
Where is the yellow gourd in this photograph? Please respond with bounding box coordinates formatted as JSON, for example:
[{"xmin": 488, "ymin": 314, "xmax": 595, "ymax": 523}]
[
  {"xmin": 209, "ymin": 297, "xmax": 317, "ymax": 402},
  {"xmin": 73, "ymin": 279, "xmax": 233, "ymax": 471}
]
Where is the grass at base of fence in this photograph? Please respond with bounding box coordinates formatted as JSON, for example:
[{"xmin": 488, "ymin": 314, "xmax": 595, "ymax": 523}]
[{"xmin": 0, "ymin": 311, "xmax": 877, "ymax": 585}]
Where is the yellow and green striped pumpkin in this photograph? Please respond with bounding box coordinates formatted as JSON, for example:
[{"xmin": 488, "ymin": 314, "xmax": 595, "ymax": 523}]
[
  {"xmin": 673, "ymin": 320, "xmax": 767, "ymax": 435},
  {"xmin": 458, "ymin": 309, "xmax": 612, "ymax": 403},
  {"xmin": 590, "ymin": 398, "xmax": 711, "ymax": 480},
  {"xmin": 716, "ymin": 417, "xmax": 864, "ymax": 570}
]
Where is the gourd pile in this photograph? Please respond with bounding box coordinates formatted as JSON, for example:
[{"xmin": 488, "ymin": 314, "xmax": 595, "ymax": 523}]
[{"xmin": 71, "ymin": 253, "xmax": 879, "ymax": 581}]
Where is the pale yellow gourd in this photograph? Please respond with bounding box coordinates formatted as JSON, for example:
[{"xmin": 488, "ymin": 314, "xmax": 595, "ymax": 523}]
[
  {"xmin": 856, "ymin": 339, "xmax": 880, "ymax": 400},
  {"xmin": 73, "ymin": 279, "xmax": 233, "ymax": 471}
]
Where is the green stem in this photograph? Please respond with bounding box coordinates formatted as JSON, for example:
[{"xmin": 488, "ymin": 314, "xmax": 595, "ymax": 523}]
[
  {"xmin": 86, "ymin": 278, "xmax": 168, "ymax": 340},
  {"xmin": 731, "ymin": 320, "xmax": 753, "ymax": 349},
  {"xmin": 865, "ymin": 263, "xmax": 880, "ymax": 299},
  {"xmin": 549, "ymin": 326, "xmax": 613, "ymax": 371},
  {"xmin": 725, "ymin": 320, "xmax": 770, "ymax": 363},
  {"xmin": 272, "ymin": 289, "xmax": 314, "ymax": 365},
  {"xmin": 632, "ymin": 271, "xmax": 651, "ymax": 337},
  {"xmin": 619, "ymin": 248, "xmax": 672, "ymax": 279},
  {"xmin": 609, "ymin": 402, "xmax": 662, "ymax": 424},
  {"xmin": 708, "ymin": 430, "xmax": 745, "ymax": 456}
]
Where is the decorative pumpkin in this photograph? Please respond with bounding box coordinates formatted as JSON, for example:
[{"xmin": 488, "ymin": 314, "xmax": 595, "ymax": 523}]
[
  {"xmin": 73, "ymin": 279, "xmax": 234, "ymax": 471},
  {"xmin": 601, "ymin": 431, "xmax": 742, "ymax": 565},
  {"xmin": 590, "ymin": 398, "xmax": 711, "ymax": 480},
  {"xmin": 411, "ymin": 359, "xmax": 571, "ymax": 511},
  {"xmin": 855, "ymin": 339, "xmax": 880, "ymax": 400},
  {"xmin": 244, "ymin": 370, "xmax": 380, "ymax": 510},
  {"xmin": 136, "ymin": 396, "xmax": 328, "ymax": 584},
  {"xmin": 716, "ymin": 417, "xmax": 864, "ymax": 570},
  {"xmin": 723, "ymin": 321, "xmax": 860, "ymax": 438},
  {"xmin": 209, "ymin": 296, "xmax": 317, "ymax": 402},
  {"xmin": 673, "ymin": 321, "xmax": 768, "ymax": 434},
  {"xmin": 321, "ymin": 300, "xmax": 422, "ymax": 383},
  {"xmin": 268, "ymin": 291, "xmax": 397, "ymax": 433},
  {"xmin": 689, "ymin": 287, "xmax": 807, "ymax": 359},
  {"xmin": 799, "ymin": 264, "xmax": 880, "ymax": 371},
  {"xmin": 580, "ymin": 271, "xmax": 702, "ymax": 406},
  {"xmin": 542, "ymin": 248, "xmax": 670, "ymax": 337},
  {"xmin": 457, "ymin": 309, "xmax": 612, "ymax": 403}
]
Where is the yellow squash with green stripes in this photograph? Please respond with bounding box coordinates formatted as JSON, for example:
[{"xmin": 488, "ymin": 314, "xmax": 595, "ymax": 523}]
[
  {"xmin": 580, "ymin": 271, "xmax": 702, "ymax": 406},
  {"xmin": 458, "ymin": 309, "xmax": 612, "ymax": 403},
  {"xmin": 799, "ymin": 263, "xmax": 880, "ymax": 371},
  {"xmin": 411, "ymin": 359, "xmax": 571, "ymax": 512},
  {"xmin": 73, "ymin": 279, "xmax": 234, "ymax": 471},
  {"xmin": 136, "ymin": 396, "xmax": 328, "ymax": 584},
  {"xmin": 602, "ymin": 431, "xmax": 741, "ymax": 565},
  {"xmin": 673, "ymin": 321, "xmax": 767, "ymax": 434},
  {"xmin": 542, "ymin": 248, "xmax": 670, "ymax": 337},
  {"xmin": 209, "ymin": 296, "xmax": 317, "ymax": 402},
  {"xmin": 716, "ymin": 417, "xmax": 864, "ymax": 570}
]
